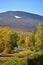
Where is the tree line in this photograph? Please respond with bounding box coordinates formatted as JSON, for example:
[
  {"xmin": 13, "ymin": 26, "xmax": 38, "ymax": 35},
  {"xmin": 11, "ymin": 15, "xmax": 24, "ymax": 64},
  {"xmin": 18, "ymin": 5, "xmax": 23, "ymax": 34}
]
[{"xmin": 0, "ymin": 23, "xmax": 43, "ymax": 54}]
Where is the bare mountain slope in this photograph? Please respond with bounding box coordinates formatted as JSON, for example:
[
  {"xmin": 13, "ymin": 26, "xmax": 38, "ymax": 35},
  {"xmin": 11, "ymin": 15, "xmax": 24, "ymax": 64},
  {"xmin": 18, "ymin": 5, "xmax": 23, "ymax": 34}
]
[{"xmin": 0, "ymin": 11, "xmax": 43, "ymax": 31}]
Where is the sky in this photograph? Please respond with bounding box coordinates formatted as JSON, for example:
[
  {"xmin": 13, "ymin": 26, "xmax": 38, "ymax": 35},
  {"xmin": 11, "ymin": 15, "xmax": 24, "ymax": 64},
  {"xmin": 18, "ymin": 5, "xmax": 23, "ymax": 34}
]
[{"xmin": 0, "ymin": 0, "xmax": 43, "ymax": 16}]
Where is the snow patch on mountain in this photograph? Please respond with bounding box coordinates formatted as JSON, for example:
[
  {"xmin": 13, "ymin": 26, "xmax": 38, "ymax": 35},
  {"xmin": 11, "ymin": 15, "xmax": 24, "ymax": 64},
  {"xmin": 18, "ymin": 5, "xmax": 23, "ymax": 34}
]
[{"xmin": 15, "ymin": 16, "xmax": 22, "ymax": 18}]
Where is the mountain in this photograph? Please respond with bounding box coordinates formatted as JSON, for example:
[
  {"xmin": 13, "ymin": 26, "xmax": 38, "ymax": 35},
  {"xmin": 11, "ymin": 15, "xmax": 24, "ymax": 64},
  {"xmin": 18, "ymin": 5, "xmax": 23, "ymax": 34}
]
[{"xmin": 0, "ymin": 11, "xmax": 43, "ymax": 32}]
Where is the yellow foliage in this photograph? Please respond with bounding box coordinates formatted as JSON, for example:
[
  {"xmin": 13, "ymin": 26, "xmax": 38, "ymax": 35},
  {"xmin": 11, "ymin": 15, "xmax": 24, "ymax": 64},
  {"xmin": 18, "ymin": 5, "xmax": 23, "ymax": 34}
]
[
  {"xmin": 0, "ymin": 27, "xmax": 13, "ymax": 53},
  {"xmin": 25, "ymin": 36, "xmax": 30, "ymax": 46},
  {"xmin": 18, "ymin": 50, "xmax": 32, "ymax": 56}
]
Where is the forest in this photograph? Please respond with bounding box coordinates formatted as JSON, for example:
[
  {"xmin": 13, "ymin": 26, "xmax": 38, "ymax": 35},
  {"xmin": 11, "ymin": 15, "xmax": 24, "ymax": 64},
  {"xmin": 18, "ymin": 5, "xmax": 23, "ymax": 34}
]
[{"xmin": 0, "ymin": 23, "xmax": 43, "ymax": 65}]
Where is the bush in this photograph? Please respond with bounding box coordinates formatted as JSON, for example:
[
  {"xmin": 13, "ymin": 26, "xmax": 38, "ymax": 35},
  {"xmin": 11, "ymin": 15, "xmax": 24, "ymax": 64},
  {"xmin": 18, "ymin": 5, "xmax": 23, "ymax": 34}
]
[
  {"xmin": 27, "ymin": 51, "xmax": 43, "ymax": 65},
  {"xmin": 18, "ymin": 50, "xmax": 33, "ymax": 58}
]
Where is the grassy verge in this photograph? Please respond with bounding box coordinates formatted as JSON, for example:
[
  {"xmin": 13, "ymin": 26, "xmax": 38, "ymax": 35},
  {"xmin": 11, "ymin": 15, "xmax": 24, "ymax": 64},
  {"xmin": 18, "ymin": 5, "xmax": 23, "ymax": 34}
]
[{"xmin": 0, "ymin": 51, "xmax": 43, "ymax": 65}]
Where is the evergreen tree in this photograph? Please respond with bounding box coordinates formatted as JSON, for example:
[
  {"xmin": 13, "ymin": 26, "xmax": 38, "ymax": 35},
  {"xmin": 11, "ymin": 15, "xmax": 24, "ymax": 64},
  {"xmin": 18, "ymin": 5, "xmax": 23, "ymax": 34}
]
[
  {"xmin": 30, "ymin": 30, "xmax": 35, "ymax": 46},
  {"xmin": 35, "ymin": 23, "xmax": 43, "ymax": 50},
  {"xmin": 10, "ymin": 32, "xmax": 18, "ymax": 48},
  {"xmin": 17, "ymin": 35, "xmax": 25, "ymax": 47}
]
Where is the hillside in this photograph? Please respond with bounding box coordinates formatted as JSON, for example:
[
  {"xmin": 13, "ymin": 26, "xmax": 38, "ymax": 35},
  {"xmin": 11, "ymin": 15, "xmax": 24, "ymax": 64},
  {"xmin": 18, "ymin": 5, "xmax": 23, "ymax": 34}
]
[{"xmin": 0, "ymin": 11, "xmax": 43, "ymax": 31}]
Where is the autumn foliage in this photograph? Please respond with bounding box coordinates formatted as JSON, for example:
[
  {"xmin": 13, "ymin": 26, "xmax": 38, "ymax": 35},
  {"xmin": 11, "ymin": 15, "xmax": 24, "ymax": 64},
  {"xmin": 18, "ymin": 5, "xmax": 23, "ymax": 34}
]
[
  {"xmin": 0, "ymin": 27, "xmax": 18, "ymax": 53},
  {"xmin": 0, "ymin": 23, "xmax": 43, "ymax": 54},
  {"xmin": 25, "ymin": 36, "xmax": 30, "ymax": 46}
]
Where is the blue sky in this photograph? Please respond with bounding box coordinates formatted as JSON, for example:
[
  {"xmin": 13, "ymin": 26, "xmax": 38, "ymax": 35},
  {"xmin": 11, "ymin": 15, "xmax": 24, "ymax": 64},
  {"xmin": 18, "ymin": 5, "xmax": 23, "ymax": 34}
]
[{"xmin": 0, "ymin": 0, "xmax": 43, "ymax": 16}]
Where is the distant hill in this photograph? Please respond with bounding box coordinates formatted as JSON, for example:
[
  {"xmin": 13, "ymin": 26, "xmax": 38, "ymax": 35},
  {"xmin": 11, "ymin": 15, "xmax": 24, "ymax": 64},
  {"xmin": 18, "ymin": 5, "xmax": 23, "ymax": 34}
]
[{"xmin": 0, "ymin": 11, "xmax": 43, "ymax": 31}]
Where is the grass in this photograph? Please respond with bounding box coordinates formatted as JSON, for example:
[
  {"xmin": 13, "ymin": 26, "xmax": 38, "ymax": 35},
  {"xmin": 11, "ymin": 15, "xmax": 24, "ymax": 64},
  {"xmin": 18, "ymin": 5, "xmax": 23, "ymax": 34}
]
[
  {"xmin": 0, "ymin": 54, "xmax": 27, "ymax": 65},
  {"xmin": 0, "ymin": 50, "xmax": 43, "ymax": 65}
]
